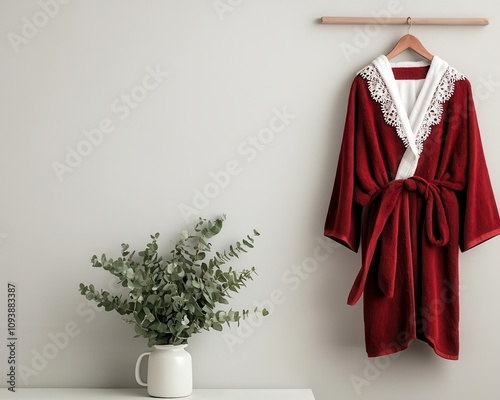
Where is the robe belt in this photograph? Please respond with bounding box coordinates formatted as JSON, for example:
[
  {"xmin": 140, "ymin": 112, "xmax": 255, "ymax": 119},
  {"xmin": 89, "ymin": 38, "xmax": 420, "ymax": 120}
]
[{"xmin": 347, "ymin": 176, "xmax": 463, "ymax": 306}]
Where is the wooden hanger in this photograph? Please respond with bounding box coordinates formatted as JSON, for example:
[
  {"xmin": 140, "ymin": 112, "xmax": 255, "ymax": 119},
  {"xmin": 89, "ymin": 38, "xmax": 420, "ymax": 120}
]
[{"xmin": 386, "ymin": 18, "xmax": 433, "ymax": 61}]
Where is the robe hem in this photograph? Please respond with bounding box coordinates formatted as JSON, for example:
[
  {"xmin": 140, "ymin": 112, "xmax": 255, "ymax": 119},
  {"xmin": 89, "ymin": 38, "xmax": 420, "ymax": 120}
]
[
  {"xmin": 367, "ymin": 337, "xmax": 458, "ymax": 360},
  {"xmin": 462, "ymin": 228, "xmax": 500, "ymax": 252},
  {"xmin": 421, "ymin": 335, "xmax": 459, "ymax": 360}
]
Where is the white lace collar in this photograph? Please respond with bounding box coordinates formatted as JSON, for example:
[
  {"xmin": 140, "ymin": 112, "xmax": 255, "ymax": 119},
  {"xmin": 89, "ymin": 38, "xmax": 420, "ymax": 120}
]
[
  {"xmin": 359, "ymin": 55, "xmax": 465, "ymax": 157},
  {"xmin": 358, "ymin": 55, "xmax": 465, "ymax": 180}
]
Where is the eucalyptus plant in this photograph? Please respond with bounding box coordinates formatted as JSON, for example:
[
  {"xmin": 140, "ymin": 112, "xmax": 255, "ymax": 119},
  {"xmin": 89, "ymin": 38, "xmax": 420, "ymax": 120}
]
[{"xmin": 79, "ymin": 216, "xmax": 267, "ymax": 346}]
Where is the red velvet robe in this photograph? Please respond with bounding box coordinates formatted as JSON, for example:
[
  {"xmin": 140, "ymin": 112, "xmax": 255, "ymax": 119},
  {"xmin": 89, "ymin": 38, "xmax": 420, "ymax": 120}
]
[{"xmin": 324, "ymin": 55, "xmax": 500, "ymax": 360}]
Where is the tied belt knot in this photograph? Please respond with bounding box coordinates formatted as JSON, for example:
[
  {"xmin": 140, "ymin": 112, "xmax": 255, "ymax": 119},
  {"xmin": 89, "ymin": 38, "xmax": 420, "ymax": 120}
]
[{"xmin": 347, "ymin": 176, "xmax": 462, "ymax": 305}]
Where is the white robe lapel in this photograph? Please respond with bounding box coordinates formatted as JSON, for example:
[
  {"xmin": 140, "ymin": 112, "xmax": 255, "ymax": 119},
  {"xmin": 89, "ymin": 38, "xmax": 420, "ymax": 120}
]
[
  {"xmin": 372, "ymin": 55, "xmax": 449, "ymax": 180},
  {"xmin": 408, "ymin": 56, "xmax": 449, "ymax": 134}
]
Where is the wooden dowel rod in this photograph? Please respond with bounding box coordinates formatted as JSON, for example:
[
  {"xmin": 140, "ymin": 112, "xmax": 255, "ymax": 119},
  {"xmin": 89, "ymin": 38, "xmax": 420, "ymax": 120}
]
[{"xmin": 320, "ymin": 17, "xmax": 489, "ymax": 26}]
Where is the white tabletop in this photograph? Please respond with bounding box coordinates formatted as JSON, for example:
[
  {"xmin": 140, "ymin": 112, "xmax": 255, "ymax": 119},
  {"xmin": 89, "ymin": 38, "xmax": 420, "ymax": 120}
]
[{"xmin": 5, "ymin": 388, "xmax": 316, "ymax": 399}]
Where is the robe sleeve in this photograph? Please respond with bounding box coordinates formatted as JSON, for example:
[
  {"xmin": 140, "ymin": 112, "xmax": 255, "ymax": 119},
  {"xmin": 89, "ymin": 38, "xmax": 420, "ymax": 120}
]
[
  {"xmin": 324, "ymin": 78, "xmax": 363, "ymax": 252},
  {"xmin": 459, "ymin": 80, "xmax": 500, "ymax": 251}
]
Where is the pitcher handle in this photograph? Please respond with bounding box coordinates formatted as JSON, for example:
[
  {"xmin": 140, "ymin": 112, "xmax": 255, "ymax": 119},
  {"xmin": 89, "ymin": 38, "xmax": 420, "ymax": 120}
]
[{"xmin": 135, "ymin": 352, "xmax": 150, "ymax": 387}]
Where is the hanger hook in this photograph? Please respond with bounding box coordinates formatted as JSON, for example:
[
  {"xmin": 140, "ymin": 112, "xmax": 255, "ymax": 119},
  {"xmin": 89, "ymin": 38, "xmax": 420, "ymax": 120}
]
[{"xmin": 407, "ymin": 16, "xmax": 412, "ymax": 35}]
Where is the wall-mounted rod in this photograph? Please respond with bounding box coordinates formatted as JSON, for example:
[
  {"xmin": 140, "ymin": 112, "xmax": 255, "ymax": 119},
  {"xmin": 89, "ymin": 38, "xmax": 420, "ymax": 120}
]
[{"xmin": 320, "ymin": 17, "xmax": 489, "ymax": 26}]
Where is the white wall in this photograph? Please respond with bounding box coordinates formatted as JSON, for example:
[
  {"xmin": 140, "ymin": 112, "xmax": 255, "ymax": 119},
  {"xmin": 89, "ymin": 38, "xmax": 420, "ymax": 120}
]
[{"xmin": 1, "ymin": 1, "xmax": 500, "ymax": 399}]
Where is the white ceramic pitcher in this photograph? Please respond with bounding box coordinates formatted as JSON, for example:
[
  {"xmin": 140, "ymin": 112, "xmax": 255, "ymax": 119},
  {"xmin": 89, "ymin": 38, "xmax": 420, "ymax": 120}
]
[{"xmin": 135, "ymin": 344, "xmax": 193, "ymax": 398}]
